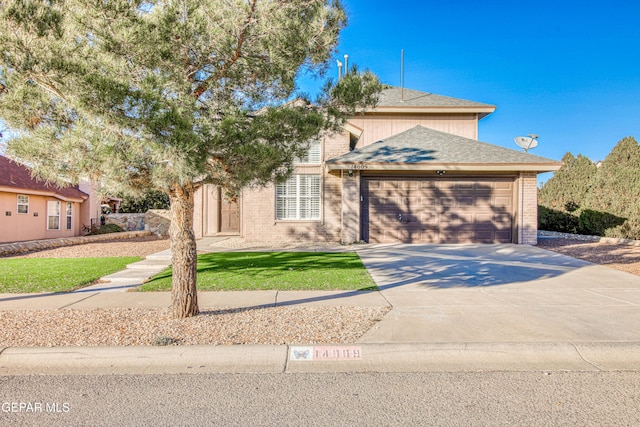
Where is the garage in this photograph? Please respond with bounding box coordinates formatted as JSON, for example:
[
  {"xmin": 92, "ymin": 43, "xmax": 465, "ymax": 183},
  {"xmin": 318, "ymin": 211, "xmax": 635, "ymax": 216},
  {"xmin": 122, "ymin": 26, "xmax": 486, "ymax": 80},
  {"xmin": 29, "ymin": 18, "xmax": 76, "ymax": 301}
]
[{"xmin": 362, "ymin": 177, "xmax": 514, "ymax": 243}]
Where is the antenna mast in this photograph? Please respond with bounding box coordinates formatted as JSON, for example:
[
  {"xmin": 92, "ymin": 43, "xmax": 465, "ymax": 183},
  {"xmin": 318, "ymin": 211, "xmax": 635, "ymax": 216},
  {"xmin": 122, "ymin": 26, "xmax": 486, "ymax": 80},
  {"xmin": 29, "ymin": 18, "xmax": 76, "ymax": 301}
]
[{"xmin": 401, "ymin": 49, "xmax": 405, "ymax": 102}]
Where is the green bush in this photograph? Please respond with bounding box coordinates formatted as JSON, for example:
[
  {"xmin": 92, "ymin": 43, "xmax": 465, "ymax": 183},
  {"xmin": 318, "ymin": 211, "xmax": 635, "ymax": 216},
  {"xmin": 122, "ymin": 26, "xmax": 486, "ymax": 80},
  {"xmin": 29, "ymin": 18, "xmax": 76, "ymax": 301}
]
[
  {"xmin": 538, "ymin": 206, "xmax": 579, "ymax": 234},
  {"xmin": 577, "ymin": 209, "xmax": 626, "ymax": 236},
  {"xmin": 90, "ymin": 223, "xmax": 126, "ymax": 235}
]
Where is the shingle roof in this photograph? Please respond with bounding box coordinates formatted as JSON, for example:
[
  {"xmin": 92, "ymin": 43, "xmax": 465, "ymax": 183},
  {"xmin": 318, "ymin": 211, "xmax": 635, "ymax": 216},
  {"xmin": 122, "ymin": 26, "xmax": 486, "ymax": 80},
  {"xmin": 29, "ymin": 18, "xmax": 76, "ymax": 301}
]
[
  {"xmin": 0, "ymin": 155, "xmax": 88, "ymax": 201},
  {"xmin": 326, "ymin": 126, "xmax": 561, "ymax": 172},
  {"xmin": 377, "ymin": 87, "xmax": 495, "ymax": 109}
]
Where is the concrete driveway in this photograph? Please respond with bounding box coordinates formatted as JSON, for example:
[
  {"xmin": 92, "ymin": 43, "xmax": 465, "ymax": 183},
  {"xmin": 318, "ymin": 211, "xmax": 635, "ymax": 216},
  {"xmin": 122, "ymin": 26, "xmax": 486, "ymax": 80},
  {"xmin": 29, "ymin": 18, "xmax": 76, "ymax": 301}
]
[{"xmin": 355, "ymin": 244, "xmax": 640, "ymax": 345}]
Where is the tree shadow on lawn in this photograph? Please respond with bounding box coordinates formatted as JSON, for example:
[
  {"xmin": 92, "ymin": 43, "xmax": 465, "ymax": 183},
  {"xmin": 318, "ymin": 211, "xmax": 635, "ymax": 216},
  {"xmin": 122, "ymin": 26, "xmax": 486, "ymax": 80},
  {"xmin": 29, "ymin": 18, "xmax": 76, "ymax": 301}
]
[{"xmin": 145, "ymin": 252, "xmax": 378, "ymax": 291}]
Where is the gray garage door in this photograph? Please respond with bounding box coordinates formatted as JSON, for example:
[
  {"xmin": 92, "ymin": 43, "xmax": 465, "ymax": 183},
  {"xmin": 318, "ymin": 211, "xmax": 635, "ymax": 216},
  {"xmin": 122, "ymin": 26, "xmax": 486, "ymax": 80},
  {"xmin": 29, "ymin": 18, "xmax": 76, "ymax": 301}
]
[{"xmin": 362, "ymin": 177, "xmax": 514, "ymax": 243}]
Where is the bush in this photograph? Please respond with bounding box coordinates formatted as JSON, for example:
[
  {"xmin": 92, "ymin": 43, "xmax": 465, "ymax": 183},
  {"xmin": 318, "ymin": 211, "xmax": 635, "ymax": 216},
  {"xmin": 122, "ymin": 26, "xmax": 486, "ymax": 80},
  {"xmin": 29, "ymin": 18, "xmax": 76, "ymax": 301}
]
[
  {"xmin": 538, "ymin": 206, "xmax": 579, "ymax": 234},
  {"xmin": 118, "ymin": 190, "xmax": 170, "ymax": 213},
  {"xmin": 89, "ymin": 224, "xmax": 126, "ymax": 235},
  {"xmin": 577, "ymin": 209, "xmax": 626, "ymax": 237}
]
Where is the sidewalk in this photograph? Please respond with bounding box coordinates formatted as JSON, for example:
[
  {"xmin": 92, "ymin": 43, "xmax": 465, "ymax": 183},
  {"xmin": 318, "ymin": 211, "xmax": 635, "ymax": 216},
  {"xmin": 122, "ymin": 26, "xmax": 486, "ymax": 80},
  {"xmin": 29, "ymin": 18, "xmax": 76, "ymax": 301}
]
[{"xmin": 2, "ymin": 240, "xmax": 640, "ymax": 375}]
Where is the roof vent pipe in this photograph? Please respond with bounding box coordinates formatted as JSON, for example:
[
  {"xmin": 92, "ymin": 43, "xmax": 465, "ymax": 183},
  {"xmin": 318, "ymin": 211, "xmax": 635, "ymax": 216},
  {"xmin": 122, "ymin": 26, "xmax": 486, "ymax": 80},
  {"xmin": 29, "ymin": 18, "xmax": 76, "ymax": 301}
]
[
  {"xmin": 337, "ymin": 60, "xmax": 343, "ymax": 80},
  {"xmin": 344, "ymin": 54, "xmax": 349, "ymax": 75}
]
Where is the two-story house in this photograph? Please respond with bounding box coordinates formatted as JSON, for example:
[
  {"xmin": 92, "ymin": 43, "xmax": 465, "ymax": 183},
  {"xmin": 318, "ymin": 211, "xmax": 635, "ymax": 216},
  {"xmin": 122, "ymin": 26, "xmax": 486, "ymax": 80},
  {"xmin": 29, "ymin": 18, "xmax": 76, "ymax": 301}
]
[{"xmin": 193, "ymin": 86, "xmax": 561, "ymax": 245}]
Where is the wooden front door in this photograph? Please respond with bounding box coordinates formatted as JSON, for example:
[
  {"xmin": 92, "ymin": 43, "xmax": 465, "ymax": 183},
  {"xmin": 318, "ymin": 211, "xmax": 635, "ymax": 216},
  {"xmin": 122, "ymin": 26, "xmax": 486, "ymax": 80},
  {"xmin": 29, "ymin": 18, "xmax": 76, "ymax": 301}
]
[{"xmin": 219, "ymin": 196, "xmax": 240, "ymax": 234}]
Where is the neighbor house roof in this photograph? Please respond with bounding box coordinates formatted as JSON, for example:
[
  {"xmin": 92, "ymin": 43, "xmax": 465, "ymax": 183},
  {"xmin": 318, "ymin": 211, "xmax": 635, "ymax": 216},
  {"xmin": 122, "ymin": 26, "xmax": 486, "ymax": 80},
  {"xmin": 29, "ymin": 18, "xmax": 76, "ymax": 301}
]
[
  {"xmin": 0, "ymin": 155, "xmax": 88, "ymax": 202},
  {"xmin": 326, "ymin": 125, "xmax": 562, "ymax": 173},
  {"xmin": 370, "ymin": 87, "xmax": 496, "ymax": 118}
]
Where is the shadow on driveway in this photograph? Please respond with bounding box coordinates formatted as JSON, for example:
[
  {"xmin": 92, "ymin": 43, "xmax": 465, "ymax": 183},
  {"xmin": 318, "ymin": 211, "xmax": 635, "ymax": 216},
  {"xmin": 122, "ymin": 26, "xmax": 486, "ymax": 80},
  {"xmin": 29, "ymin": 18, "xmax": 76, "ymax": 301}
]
[{"xmin": 356, "ymin": 243, "xmax": 593, "ymax": 290}]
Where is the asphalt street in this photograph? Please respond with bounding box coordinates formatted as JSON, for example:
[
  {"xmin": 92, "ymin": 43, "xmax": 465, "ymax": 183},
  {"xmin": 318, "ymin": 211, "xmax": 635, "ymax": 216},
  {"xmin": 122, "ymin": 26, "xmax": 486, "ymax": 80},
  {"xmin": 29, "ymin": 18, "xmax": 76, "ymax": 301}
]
[{"xmin": 1, "ymin": 371, "xmax": 639, "ymax": 426}]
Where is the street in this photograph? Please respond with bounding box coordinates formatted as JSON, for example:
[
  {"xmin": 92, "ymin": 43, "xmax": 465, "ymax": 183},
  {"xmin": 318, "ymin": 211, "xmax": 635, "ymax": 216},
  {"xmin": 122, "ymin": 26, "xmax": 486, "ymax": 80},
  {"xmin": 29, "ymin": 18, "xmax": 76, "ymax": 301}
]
[{"xmin": 2, "ymin": 371, "xmax": 639, "ymax": 426}]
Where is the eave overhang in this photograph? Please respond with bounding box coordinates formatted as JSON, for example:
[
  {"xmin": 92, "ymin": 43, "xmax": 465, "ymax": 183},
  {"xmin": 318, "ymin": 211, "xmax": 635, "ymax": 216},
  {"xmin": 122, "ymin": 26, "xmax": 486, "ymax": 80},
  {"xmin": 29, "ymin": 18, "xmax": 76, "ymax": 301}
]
[
  {"xmin": 325, "ymin": 162, "xmax": 561, "ymax": 173},
  {"xmin": 0, "ymin": 186, "xmax": 88, "ymax": 203},
  {"xmin": 364, "ymin": 105, "xmax": 496, "ymax": 119}
]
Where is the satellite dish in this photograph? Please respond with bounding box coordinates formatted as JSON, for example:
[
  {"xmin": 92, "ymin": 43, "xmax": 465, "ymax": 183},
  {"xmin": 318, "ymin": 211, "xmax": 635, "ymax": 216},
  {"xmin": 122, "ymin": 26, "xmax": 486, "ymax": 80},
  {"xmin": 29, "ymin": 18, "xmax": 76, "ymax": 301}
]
[{"xmin": 514, "ymin": 134, "xmax": 539, "ymax": 152}]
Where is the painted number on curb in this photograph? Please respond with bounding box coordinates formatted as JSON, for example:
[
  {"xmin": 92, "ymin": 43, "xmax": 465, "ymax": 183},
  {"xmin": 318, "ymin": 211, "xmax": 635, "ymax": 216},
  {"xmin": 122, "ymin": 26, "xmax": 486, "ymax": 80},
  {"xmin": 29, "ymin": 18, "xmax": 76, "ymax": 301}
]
[{"xmin": 289, "ymin": 346, "xmax": 362, "ymax": 361}]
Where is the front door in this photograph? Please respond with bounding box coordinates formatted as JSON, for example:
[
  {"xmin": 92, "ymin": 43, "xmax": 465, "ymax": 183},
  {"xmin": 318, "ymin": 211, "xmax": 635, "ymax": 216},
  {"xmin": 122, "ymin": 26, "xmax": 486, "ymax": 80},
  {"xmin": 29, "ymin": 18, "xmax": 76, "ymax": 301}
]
[{"xmin": 219, "ymin": 195, "xmax": 240, "ymax": 234}]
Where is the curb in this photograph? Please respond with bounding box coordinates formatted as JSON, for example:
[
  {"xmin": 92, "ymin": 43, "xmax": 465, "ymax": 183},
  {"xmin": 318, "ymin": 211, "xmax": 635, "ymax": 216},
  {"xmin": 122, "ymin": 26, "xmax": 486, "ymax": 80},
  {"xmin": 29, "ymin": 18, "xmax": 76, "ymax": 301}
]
[{"xmin": 2, "ymin": 342, "xmax": 640, "ymax": 375}]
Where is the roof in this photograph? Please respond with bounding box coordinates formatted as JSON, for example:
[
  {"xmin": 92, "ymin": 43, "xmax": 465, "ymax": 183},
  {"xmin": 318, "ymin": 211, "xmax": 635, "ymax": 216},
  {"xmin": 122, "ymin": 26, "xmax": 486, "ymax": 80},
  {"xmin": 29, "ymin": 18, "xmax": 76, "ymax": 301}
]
[
  {"xmin": 0, "ymin": 155, "xmax": 88, "ymax": 201},
  {"xmin": 326, "ymin": 126, "xmax": 562, "ymax": 173},
  {"xmin": 371, "ymin": 87, "xmax": 496, "ymax": 118}
]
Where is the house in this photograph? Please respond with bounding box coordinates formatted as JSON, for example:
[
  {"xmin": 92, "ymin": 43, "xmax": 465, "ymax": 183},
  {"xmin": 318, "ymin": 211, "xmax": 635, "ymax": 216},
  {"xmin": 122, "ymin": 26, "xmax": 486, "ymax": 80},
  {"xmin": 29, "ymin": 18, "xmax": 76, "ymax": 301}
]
[
  {"xmin": 193, "ymin": 86, "xmax": 561, "ymax": 245},
  {"xmin": 0, "ymin": 155, "xmax": 98, "ymax": 243}
]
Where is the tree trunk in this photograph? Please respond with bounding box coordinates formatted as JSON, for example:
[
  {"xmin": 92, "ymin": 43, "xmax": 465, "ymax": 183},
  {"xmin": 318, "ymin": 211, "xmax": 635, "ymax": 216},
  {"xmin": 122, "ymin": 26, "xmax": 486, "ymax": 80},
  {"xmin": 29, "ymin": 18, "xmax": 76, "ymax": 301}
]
[{"xmin": 168, "ymin": 184, "xmax": 199, "ymax": 318}]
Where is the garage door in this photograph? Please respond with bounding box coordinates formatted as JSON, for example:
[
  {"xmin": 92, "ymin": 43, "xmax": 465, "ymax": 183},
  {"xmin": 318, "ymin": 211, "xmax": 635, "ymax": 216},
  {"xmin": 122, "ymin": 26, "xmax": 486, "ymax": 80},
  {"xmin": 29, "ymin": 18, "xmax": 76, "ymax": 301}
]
[{"xmin": 362, "ymin": 177, "xmax": 514, "ymax": 243}]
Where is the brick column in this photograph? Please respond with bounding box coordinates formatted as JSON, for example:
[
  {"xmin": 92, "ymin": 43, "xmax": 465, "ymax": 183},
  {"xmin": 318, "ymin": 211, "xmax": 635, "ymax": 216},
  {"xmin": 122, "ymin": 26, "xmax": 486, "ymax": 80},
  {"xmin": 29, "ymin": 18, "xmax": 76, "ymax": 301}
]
[
  {"xmin": 518, "ymin": 172, "xmax": 538, "ymax": 245},
  {"xmin": 341, "ymin": 170, "xmax": 360, "ymax": 243}
]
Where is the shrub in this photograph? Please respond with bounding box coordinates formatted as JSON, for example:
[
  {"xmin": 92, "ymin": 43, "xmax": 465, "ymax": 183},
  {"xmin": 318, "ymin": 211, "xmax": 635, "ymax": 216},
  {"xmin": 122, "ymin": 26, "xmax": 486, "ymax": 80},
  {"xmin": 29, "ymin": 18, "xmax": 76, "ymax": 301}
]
[
  {"xmin": 89, "ymin": 224, "xmax": 126, "ymax": 235},
  {"xmin": 538, "ymin": 206, "xmax": 579, "ymax": 234},
  {"xmin": 577, "ymin": 209, "xmax": 626, "ymax": 236}
]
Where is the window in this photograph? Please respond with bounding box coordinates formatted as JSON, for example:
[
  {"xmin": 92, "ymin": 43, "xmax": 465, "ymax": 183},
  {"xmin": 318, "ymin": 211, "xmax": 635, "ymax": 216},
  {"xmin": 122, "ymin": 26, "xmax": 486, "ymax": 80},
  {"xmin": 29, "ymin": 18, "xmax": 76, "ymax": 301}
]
[
  {"xmin": 66, "ymin": 202, "xmax": 72, "ymax": 230},
  {"xmin": 276, "ymin": 175, "xmax": 321, "ymax": 220},
  {"xmin": 293, "ymin": 140, "xmax": 321, "ymax": 165},
  {"xmin": 17, "ymin": 195, "xmax": 29, "ymax": 214},
  {"xmin": 47, "ymin": 201, "xmax": 61, "ymax": 230}
]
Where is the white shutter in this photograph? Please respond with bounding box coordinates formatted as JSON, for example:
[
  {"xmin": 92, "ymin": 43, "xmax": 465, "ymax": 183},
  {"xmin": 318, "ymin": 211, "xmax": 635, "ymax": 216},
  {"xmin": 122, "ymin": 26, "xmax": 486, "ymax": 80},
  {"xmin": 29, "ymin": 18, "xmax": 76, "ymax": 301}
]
[
  {"xmin": 293, "ymin": 140, "xmax": 321, "ymax": 165},
  {"xmin": 299, "ymin": 175, "xmax": 320, "ymax": 219},
  {"xmin": 276, "ymin": 175, "xmax": 321, "ymax": 220},
  {"xmin": 276, "ymin": 178, "xmax": 298, "ymax": 220}
]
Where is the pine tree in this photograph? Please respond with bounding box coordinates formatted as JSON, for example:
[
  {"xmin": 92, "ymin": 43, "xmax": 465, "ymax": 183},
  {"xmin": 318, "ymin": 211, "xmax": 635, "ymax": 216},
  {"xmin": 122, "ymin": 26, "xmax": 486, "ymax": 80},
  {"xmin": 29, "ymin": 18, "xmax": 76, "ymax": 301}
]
[
  {"xmin": 583, "ymin": 137, "xmax": 640, "ymax": 238},
  {"xmin": 538, "ymin": 152, "xmax": 597, "ymax": 212},
  {"xmin": 0, "ymin": 1, "xmax": 381, "ymax": 317}
]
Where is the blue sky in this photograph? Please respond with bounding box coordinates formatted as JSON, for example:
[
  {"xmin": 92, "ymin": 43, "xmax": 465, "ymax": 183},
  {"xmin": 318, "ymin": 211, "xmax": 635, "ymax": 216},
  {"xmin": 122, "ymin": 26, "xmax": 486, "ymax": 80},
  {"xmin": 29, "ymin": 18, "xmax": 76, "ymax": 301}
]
[
  {"xmin": 301, "ymin": 0, "xmax": 640, "ymax": 184},
  {"xmin": 2, "ymin": 1, "xmax": 638, "ymax": 185}
]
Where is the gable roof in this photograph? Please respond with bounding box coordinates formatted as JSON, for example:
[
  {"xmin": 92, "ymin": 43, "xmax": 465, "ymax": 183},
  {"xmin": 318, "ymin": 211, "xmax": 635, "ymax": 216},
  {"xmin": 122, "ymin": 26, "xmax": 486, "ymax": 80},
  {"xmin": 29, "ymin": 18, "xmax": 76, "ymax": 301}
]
[
  {"xmin": 0, "ymin": 155, "xmax": 88, "ymax": 202},
  {"xmin": 326, "ymin": 125, "xmax": 561, "ymax": 173},
  {"xmin": 371, "ymin": 87, "xmax": 496, "ymax": 118}
]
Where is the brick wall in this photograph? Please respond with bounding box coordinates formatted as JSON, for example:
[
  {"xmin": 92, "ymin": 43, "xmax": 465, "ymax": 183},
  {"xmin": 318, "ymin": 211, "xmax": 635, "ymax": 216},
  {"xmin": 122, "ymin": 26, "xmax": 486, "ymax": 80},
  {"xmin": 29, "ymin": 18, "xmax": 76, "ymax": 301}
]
[{"xmin": 241, "ymin": 131, "xmax": 348, "ymax": 243}]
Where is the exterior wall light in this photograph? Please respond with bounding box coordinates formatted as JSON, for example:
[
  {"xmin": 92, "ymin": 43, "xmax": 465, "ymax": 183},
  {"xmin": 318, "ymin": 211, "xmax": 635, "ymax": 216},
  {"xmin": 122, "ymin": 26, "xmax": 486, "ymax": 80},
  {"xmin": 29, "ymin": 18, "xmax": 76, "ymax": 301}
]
[{"xmin": 435, "ymin": 170, "xmax": 446, "ymax": 176}]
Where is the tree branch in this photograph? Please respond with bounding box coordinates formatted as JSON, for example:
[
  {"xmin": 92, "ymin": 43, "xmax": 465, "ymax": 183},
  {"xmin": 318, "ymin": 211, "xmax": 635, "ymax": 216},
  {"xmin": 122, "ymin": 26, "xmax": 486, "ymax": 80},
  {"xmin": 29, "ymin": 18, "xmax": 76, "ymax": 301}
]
[{"xmin": 192, "ymin": 0, "xmax": 257, "ymax": 99}]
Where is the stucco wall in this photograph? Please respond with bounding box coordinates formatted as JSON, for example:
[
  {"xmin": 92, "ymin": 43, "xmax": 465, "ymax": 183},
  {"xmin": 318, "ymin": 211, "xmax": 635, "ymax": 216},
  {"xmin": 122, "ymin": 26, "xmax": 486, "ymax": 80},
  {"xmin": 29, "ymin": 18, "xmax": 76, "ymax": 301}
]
[{"xmin": 0, "ymin": 192, "xmax": 82, "ymax": 243}]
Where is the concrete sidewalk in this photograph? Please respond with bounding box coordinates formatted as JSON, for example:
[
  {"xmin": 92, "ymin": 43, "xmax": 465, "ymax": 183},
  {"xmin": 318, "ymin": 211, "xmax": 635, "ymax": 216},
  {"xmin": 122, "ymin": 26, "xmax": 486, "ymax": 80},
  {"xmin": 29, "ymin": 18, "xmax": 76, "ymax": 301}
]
[{"xmin": 2, "ymin": 242, "xmax": 640, "ymax": 374}]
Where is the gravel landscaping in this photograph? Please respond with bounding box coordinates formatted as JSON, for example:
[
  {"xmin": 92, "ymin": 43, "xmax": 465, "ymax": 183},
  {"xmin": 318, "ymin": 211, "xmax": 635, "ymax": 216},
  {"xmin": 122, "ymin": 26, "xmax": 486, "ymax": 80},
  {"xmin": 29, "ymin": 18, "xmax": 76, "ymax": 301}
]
[
  {"xmin": 0, "ymin": 306, "xmax": 389, "ymax": 347},
  {"xmin": 536, "ymin": 237, "xmax": 640, "ymax": 276}
]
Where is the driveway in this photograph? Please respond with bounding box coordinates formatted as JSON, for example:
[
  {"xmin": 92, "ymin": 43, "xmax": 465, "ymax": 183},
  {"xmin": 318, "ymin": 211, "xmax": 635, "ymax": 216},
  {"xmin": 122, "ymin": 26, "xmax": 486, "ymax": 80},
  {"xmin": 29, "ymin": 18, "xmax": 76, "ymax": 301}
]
[{"xmin": 355, "ymin": 244, "xmax": 640, "ymax": 344}]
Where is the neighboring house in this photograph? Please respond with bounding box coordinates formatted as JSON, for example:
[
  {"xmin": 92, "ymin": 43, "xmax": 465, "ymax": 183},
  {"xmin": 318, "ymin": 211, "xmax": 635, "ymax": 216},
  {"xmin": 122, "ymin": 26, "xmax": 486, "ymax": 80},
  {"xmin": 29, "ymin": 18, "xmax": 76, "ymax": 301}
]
[
  {"xmin": 0, "ymin": 155, "xmax": 97, "ymax": 243},
  {"xmin": 199, "ymin": 86, "xmax": 561, "ymax": 245}
]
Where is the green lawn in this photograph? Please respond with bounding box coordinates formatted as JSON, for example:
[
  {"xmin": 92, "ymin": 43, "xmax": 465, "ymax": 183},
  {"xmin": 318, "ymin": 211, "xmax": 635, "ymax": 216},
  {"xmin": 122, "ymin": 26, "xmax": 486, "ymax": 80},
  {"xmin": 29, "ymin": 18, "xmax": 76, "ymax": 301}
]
[
  {"xmin": 0, "ymin": 257, "xmax": 142, "ymax": 293},
  {"xmin": 139, "ymin": 252, "xmax": 377, "ymax": 291}
]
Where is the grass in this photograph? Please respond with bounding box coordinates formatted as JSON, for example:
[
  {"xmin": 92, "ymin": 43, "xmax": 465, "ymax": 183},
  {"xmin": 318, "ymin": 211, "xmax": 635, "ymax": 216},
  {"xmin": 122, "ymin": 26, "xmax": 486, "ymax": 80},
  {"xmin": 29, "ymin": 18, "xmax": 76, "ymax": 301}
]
[
  {"xmin": 139, "ymin": 252, "xmax": 378, "ymax": 291},
  {"xmin": 0, "ymin": 257, "xmax": 142, "ymax": 293}
]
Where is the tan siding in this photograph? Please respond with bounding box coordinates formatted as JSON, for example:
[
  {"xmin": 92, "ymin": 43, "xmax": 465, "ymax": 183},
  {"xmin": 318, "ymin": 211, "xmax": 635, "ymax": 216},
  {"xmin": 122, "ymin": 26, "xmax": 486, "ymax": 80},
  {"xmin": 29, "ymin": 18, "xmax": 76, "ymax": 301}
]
[{"xmin": 348, "ymin": 114, "xmax": 479, "ymax": 148}]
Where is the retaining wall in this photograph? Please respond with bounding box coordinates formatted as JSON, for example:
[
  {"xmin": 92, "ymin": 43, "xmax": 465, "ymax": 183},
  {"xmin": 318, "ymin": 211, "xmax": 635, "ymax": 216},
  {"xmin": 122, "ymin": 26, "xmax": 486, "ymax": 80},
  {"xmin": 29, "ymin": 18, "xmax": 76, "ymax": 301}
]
[{"xmin": 0, "ymin": 231, "xmax": 152, "ymax": 257}]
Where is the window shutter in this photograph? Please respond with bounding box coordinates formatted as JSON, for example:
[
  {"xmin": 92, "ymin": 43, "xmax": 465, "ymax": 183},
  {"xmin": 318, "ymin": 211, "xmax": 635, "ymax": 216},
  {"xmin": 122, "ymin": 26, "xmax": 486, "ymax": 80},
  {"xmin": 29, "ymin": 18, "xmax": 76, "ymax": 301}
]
[
  {"xmin": 276, "ymin": 175, "xmax": 321, "ymax": 220},
  {"xmin": 293, "ymin": 140, "xmax": 321, "ymax": 165}
]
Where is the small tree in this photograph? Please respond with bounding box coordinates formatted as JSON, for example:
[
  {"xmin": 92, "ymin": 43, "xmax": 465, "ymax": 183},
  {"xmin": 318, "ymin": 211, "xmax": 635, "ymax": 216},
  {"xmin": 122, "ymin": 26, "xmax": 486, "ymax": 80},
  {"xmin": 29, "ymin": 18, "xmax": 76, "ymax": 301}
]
[{"xmin": 0, "ymin": 0, "xmax": 381, "ymax": 318}]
